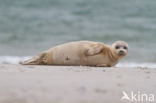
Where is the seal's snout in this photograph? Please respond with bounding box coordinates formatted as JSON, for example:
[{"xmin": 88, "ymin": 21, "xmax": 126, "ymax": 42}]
[
  {"xmin": 118, "ymin": 50, "xmax": 125, "ymax": 56},
  {"xmin": 119, "ymin": 50, "xmax": 124, "ymax": 54}
]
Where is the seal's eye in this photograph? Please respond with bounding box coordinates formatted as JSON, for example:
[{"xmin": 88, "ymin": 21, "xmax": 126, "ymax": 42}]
[
  {"xmin": 123, "ymin": 46, "xmax": 127, "ymax": 49},
  {"xmin": 115, "ymin": 46, "xmax": 120, "ymax": 49}
]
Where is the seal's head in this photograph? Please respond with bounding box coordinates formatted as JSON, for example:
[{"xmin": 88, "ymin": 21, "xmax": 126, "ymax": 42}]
[{"xmin": 112, "ymin": 41, "xmax": 128, "ymax": 57}]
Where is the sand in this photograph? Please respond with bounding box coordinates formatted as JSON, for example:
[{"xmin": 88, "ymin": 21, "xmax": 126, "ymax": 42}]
[{"xmin": 0, "ymin": 64, "xmax": 155, "ymax": 103}]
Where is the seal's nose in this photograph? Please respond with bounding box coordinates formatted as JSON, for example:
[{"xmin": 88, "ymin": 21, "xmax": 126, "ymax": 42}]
[{"xmin": 118, "ymin": 50, "xmax": 124, "ymax": 55}]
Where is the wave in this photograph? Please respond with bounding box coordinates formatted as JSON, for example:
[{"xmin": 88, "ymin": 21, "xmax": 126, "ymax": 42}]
[
  {"xmin": 117, "ymin": 63, "xmax": 156, "ymax": 68},
  {"xmin": 0, "ymin": 56, "xmax": 31, "ymax": 64},
  {"xmin": 0, "ymin": 56, "xmax": 156, "ymax": 68}
]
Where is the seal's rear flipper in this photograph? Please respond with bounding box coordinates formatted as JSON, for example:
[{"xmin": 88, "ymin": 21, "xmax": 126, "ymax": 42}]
[{"xmin": 20, "ymin": 52, "xmax": 47, "ymax": 65}]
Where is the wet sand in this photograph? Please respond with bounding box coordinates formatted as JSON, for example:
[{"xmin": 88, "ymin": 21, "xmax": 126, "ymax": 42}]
[{"xmin": 0, "ymin": 64, "xmax": 155, "ymax": 103}]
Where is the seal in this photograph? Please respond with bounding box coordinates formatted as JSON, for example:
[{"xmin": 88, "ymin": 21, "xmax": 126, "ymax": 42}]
[{"xmin": 21, "ymin": 41, "xmax": 128, "ymax": 67}]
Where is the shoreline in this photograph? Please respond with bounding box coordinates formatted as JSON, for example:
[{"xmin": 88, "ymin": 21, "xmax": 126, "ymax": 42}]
[
  {"xmin": 1, "ymin": 56, "xmax": 156, "ymax": 68},
  {"xmin": 0, "ymin": 64, "xmax": 155, "ymax": 103}
]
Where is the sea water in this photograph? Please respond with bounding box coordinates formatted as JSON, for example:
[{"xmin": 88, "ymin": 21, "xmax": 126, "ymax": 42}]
[{"xmin": 0, "ymin": 0, "xmax": 156, "ymax": 67}]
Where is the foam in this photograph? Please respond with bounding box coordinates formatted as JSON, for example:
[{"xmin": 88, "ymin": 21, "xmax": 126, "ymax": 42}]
[
  {"xmin": 0, "ymin": 56, "xmax": 156, "ymax": 68},
  {"xmin": 0, "ymin": 56, "xmax": 31, "ymax": 64}
]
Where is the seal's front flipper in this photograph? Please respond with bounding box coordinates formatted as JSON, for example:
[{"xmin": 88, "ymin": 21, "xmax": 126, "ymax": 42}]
[
  {"xmin": 85, "ymin": 43, "xmax": 105, "ymax": 56},
  {"xmin": 20, "ymin": 52, "xmax": 47, "ymax": 65}
]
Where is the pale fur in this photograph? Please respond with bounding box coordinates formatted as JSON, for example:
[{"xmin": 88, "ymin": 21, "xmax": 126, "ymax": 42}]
[{"xmin": 21, "ymin": 41, "xmax": 128, "ymax": 67}]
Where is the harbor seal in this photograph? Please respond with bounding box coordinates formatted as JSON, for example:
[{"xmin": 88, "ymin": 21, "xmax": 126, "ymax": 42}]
[{"xmin": 21, "ymin": 41, "xmax": 128, "ymax": 67}]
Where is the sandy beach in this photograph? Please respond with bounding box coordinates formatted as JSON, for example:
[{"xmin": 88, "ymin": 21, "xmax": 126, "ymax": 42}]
[{"xmin": 0, "ymin": 64, "xmax": 155, "ymax": 103}]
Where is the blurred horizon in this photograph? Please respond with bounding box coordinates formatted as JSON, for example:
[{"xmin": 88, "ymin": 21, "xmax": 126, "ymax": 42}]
[{"xmin": 0, "ymin": 0, "xmax": 156, "ymax": 63}]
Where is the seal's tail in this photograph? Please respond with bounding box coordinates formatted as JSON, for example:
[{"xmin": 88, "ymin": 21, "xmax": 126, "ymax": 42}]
[{"xmin": 20, "ymin": 52, "xmax": 47, "ymax": 65}]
